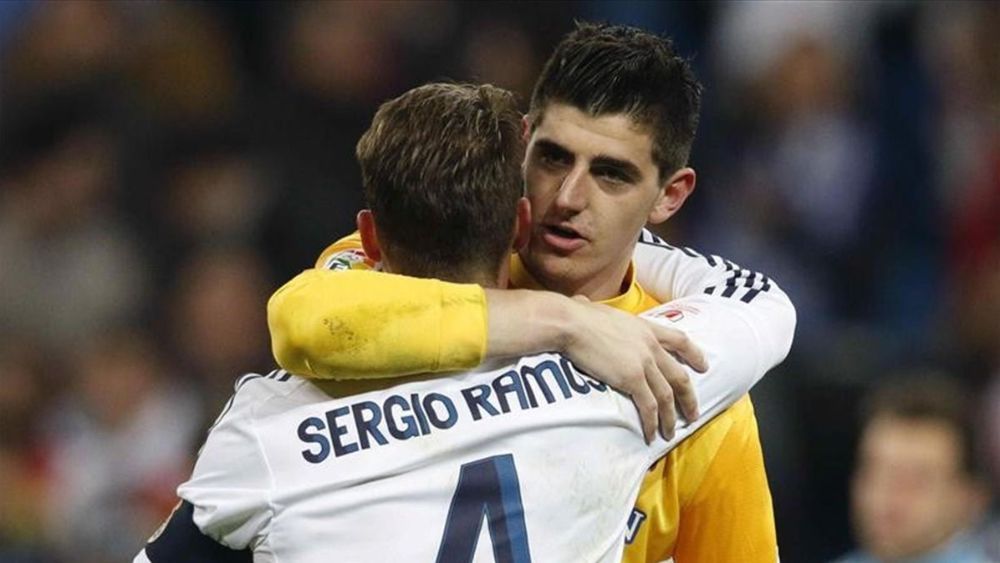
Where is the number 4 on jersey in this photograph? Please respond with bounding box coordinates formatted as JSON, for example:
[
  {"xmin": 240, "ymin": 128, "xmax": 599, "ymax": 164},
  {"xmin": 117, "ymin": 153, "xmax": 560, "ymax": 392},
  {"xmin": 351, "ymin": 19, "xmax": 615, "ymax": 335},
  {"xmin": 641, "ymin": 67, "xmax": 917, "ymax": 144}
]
[{"xmin": 436, "ymin": 454, "xmax": 532, "ymax": 563}]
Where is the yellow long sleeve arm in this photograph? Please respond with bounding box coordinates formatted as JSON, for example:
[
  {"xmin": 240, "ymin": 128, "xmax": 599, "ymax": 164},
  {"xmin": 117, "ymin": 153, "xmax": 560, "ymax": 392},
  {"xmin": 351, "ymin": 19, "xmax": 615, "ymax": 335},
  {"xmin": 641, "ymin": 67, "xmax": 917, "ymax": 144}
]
[{"xmin": 268, "ymin": 268, "xmax": 487, "ymax": 379}]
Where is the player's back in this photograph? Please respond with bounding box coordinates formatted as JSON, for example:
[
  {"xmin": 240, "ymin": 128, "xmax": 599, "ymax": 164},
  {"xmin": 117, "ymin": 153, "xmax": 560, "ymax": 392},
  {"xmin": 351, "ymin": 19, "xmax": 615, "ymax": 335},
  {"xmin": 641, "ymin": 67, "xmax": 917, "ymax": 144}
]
[{"xmin": 182, "ymin": 354, "xmax": 664, "ymax": 563}]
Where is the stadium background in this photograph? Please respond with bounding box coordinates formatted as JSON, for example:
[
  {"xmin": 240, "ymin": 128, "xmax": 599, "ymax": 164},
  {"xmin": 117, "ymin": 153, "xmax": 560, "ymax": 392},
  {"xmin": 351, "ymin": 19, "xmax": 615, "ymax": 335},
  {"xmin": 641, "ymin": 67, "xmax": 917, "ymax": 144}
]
[{"xmin": 0, "ymin": 1, "xmax": 996, "ymax": 561}]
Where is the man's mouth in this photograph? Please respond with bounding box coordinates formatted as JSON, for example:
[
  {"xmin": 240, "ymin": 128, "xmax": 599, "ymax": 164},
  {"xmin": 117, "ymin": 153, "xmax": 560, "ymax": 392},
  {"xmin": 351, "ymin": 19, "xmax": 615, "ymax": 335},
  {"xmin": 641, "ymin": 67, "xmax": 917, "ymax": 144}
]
[
  {"xmin": 547, "ymin": 224, "xmax": 582, "ymax": 238},
  {"xmin": 539, "ymin": 224, "xmax": 587, "ymax": 252}
]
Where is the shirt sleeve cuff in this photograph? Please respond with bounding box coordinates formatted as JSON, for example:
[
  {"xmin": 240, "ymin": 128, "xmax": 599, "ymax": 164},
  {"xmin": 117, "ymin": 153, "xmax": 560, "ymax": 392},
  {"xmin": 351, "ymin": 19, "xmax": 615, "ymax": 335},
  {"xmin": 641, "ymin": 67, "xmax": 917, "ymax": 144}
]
[{"xmin": 434, "ymin": 281, "xmax": 488, "ymax": 371}]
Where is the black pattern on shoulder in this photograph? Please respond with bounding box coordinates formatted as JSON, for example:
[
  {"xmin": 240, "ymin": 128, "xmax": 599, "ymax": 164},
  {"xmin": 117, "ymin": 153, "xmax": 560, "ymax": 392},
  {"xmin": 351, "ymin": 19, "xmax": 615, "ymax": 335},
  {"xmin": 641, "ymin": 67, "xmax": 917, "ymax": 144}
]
[{"xmin": 703, "ymin": 265, "xmax": 773, "ymax": 303}]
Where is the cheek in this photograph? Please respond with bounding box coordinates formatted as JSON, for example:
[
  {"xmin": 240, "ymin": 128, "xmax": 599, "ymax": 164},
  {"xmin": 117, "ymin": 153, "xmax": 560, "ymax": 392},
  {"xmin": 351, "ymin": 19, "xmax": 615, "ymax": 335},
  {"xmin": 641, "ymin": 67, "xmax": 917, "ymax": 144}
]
[
  {"xmin": 604, "ymin": 197, "xmax": 655, "ymax": 236},
  {"xmin": 526, "ymin": 179, "xmax": 558, "ymax": 216},
  {"xmin": 852, "ymin": 475, "xmax": 886, "ymax": 519},
  {"xmin": 526, "ymin": 193, "xmax": 547, "ymax": 223},
  {"xmin": 870, "ymin": 479, "xmax": 949, "ymax": 533},
  {"xmin": 923, "ymin": 483, "xmax": 969, "ymax": 525}
]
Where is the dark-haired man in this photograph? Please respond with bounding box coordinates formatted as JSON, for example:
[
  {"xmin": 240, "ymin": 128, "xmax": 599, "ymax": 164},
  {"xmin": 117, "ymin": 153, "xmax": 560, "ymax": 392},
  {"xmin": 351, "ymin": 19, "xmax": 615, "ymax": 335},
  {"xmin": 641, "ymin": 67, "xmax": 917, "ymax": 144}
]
[
  {"xmin": 268, "ymin": 23, "xmax": 795, "ymax": 562},
  {"xmin": 136, "ymin": 82, "xmax": 776, "ymax": 562}
]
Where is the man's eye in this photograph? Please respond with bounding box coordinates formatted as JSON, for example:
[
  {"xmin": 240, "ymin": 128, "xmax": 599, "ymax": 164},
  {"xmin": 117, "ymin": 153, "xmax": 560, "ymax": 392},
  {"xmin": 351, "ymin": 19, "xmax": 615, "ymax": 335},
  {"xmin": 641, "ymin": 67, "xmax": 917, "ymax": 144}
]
[
  {"xmin": 596, "ymin": 169, "xmax": 628, "ymax": 183},
  {"xmin": 539, "ymin": 151, "xmax": 569, "ymax": 167}
]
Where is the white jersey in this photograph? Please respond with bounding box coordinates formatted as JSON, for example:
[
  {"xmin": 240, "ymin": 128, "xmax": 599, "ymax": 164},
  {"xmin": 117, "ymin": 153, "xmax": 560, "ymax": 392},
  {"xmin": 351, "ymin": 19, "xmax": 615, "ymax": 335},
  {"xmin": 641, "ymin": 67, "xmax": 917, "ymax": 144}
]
[{"xmin": 136, "ymin": 293, "xmax": 784, "ymax": 563}]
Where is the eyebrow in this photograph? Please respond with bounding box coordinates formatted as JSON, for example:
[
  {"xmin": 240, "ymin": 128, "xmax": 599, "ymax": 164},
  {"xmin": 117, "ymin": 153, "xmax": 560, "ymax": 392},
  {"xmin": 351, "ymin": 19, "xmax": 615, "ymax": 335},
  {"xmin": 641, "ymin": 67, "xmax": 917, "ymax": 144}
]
[
  {"xmin": 534, "ymin": 139, "xmax": 572, "ymax": 159},
  {"xmin": 590, "ymin": 155, "xmax": 642, "ymax": 182},
  {"xmin": 534, "ymin": 138, "xmax": 643, "ymax": 181}
]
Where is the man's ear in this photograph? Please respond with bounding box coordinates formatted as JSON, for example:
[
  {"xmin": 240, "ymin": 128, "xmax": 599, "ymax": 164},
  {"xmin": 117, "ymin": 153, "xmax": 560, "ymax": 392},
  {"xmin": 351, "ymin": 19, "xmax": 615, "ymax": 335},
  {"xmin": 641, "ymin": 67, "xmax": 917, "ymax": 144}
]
[
  {"xmin": 649, "ymin": 167, "xmax": 696, "ymax": 224},
  {"xmin": 513, "ymin": 197, "xmax": 532, "ymax": 251},
  {"xmin": 356, "ymin": 209, "xmax": 382, "ymax": 262},
  {"xmin": 521, "ymin": 114, "xmax": 532, "ymax": 143}
]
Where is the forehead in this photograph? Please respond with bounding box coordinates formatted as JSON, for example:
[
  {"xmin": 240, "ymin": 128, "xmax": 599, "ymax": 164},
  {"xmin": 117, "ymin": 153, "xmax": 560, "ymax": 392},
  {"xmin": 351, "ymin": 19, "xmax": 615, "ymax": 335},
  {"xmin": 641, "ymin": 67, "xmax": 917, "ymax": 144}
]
[
  {"xmin": 861, "ymin": 417, "xmax": 962, "ymax": 470},
  {"xmin": 531, "ymin": 103, "xmax": 656, "ymax": 169}
]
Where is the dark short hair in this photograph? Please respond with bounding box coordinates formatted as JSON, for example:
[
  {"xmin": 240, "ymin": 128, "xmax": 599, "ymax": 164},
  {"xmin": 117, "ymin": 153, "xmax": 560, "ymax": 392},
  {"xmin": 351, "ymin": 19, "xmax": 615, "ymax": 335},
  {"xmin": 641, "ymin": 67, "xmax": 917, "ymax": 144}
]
[
  {"xmin": 356, "ymin": 83, "xmax": 524, "ymax": 281},
  {"xmin": 529, "ymin": 21, "xmax": 703, "ymax": 179},
  {"xmin": 862, "ymin": 375, "xmax": 983, "ymax": 479}
]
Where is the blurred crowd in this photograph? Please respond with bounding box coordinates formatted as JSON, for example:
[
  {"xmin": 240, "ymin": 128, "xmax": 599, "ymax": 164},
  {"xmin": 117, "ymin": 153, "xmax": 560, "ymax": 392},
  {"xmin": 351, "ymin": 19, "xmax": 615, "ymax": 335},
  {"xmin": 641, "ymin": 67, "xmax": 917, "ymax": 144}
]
[{"xmin": 0, "ymin": 1, "xmax": 996, "ymax": 561}]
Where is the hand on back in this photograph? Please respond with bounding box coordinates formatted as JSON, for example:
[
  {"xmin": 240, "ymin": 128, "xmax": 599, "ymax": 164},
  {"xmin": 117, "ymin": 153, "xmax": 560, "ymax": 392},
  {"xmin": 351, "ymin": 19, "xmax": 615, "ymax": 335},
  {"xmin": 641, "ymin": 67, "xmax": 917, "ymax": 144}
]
[{"xmin": 561, "ymin": 296, "xmax": 707, "ymax": 443}]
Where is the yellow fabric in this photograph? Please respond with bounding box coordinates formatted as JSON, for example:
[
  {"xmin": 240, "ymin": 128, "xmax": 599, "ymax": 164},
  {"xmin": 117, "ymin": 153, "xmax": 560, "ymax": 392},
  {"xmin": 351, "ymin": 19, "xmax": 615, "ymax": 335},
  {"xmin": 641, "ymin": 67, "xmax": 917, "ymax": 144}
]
[
  {"xmin": 268, "ymin": 269, "xmax": 487, "ymax": 380},
  {"xmin": 625, "ymin": 397, "xmax": 776, "ymax": 562},
  {"xmin": 673, "ymin": 397, "xmax": 776, "ymax": 562},
  {"xmin": 272, "ymin": 235, "xmax": 777, "ymax": 562}
]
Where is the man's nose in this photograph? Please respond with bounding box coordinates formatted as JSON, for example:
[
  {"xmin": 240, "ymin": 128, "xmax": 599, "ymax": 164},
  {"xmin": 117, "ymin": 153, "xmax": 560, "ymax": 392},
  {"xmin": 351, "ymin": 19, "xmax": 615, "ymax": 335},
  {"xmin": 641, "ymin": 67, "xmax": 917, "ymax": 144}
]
[{"xmin": 554, "ymin": 164, "xmax": 590, "ymax": 213}]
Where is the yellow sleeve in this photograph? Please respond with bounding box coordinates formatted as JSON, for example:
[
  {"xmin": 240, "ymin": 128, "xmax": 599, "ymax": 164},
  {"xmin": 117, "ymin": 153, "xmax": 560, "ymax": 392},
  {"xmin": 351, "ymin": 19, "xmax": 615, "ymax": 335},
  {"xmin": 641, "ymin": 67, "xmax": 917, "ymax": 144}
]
[
  {"xmin": 267, "ymin": 233, "xmax": 488, "ymax": 380},
  {"xmin": 673, "ymin": 396, "xmax": 778, "ymax": 563}
]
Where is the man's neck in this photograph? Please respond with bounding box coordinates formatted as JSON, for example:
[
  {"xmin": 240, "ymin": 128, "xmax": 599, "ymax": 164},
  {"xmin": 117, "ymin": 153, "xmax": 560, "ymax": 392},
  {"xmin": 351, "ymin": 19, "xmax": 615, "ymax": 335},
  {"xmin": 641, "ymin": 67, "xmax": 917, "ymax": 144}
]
[
  {"xmin": 511, "ymin": 253, "xmax": 633, "ymax": 302},
  {"xmin": 524, "ymin": 259, "xmax": 631, "ymax": 302},
  {"xmin": 384, "ymin": 259, "xmax": 506, "ymax": 289}
]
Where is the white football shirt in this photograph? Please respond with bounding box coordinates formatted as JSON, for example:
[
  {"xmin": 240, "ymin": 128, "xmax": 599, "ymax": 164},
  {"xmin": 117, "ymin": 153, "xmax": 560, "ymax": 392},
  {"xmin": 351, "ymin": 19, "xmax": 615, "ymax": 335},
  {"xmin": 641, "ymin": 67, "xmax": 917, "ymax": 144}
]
[{"xmin": 136, "ymin": 293, "xmax": 781, "ymax": 563}]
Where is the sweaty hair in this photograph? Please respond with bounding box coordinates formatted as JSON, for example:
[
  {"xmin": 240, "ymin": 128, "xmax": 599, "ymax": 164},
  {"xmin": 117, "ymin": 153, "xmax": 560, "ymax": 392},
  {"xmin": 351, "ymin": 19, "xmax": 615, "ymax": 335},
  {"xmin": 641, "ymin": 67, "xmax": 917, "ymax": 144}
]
[
  {"xmin": 356, "ymin": 83, "xmax": 525, "ymax": 282},
  {"xmin": 529, "ymin": 21, "xmax": 703, "ymax": 179},
  {"xmin": 861, "ymin": 375, "xmax": 983, "ymax": 479}
]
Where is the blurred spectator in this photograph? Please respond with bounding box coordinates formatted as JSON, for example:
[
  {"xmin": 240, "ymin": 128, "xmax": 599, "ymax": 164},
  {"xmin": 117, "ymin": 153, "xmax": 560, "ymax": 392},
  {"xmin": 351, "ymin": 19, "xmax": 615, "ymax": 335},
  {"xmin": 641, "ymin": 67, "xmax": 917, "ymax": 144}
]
[
  {"xmin": 711, "ymin": 0, "xmax": 879, "ymax": 100},
  {"xmin": 0, "ymin": 89, "xmax": 149, "ymax": 350},
  {"xmin": 703, "ymin": 0, "xmax": 884, "ymax": 358},
  {"xmin": 928, "ymin": 2, "xmax": 1000, "ymax": 382},
  {"xmin": 460, "ymin": 20, "xmax": 539, "ymax": 100},
  {"xmin": 835, "ymin": 376, "xmax": 992, "ymax": 563},
  {"xmin": 255, "ymin": 1, "xmax": 402, "ymax": 277},
  {"xmin": 984, "ymin": 376, "xmax": 1000, "ymax": 560},
  {"xmin": 140, "ymin": 126, "xmax": 274, "ymax": 287},
  {"xmin": 166, "ymin": 247, "xmax": 273, "ymax": 410},
  {"xmin": 41, "ymin": 327, "xmax": 201, "ymax": 563},
  {"xmin": 126, "ymin": 2, "xmax": 242, "ymax": 126},
  {"xmin": 1, "ymin": 1, "xmax": 128, "ymax": 97},
  {"xmin": 161, "ymin": 142, "xmax": 269, "ymax": 247},
  {"xmin": 0, "ymin": 341, "xmax": 55, "ymax": 559}
]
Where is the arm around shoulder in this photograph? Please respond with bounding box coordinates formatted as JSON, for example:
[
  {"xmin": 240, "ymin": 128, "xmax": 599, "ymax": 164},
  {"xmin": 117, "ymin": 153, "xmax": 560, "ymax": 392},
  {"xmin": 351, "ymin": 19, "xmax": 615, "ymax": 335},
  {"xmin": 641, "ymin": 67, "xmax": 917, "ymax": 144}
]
[
  {"xmin": 633, "ymin": 233, "xmax": 797, "ymax": 369},
  {"xmin": 268, "ymin": 269, "xmax": 488, "ymax": 379}
]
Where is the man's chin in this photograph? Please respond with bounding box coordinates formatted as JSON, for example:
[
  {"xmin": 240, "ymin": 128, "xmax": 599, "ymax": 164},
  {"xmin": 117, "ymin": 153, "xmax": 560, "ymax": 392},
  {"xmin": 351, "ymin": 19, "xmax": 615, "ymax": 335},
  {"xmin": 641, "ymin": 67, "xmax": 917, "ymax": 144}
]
[
  {"xmin": 521, "ymin": 247, "xmax": 577, "ymax": 281},
  {"xmin": 867, "ymin": 534, "xmax": 931, "ymax": 562}
]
